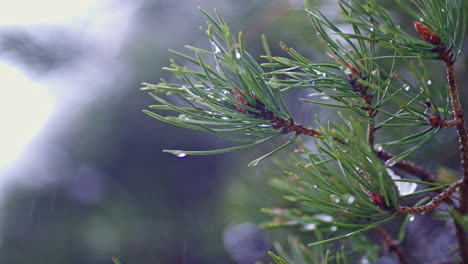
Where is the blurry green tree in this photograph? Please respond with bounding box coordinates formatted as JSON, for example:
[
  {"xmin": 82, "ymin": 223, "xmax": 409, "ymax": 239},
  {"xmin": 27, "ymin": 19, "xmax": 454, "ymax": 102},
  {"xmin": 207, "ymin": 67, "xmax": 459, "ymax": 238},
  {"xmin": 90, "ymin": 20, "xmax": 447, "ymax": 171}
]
[{"xmin": 143, "ymin": 0, "xmax": 468, "ymax": 263}]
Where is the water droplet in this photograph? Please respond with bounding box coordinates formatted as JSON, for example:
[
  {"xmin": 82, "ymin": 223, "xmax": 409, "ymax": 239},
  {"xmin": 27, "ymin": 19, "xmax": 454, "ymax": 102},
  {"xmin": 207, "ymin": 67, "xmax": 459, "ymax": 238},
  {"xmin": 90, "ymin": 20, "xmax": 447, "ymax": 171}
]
[
  {"xmin": 403, "ymin": 84, "xmax": 410, "ymax": 92},
  {"xmin": 361, "ymin": 258, "xmax": 370, "ymax": 264},
  {"xmin": 210, "ymin": 41, "xmax": 221, "ymax": 54},
  {"xmin": 235, "ymin": 49, "xmax": 242, "ymax": 59},
  {"xmin": 374, "ymin": 144, "xmax": 383, "ymax": 152},
  {"xmin": 389, "ymin": 39, "xmax": 393, "ymax": 43},
  {"xmin": 179, "ymin": 114, "xmax": 190, "ymax": 121},
  {"xmin": 314, "ymin": 214, "xmax": 334, "ymax": 222},
  {"xmin": 419, "ymin": 17, "xmax": 424, "ymax": 22},
  {"xmin": 311, "ymin": 81, "xmax": 316, "ymax": 86},
  {"xmin": 330, "ymin": 226, "xmax": 337, "ymax": 231},
  {"xmin": 385, "ymin": 159, "xmax": 396, "ymax": 167},
  {"xmin": 221, "ymin": 116, "xmax": 230, "ymax": 120},
  {"xmin": 314, "ymin": 70, "xmax": 327, "ymax": 78},
  {"xmin": 320, "ymin": 95, "xmax": 330, "ymax": 100},
  {"xmin": 427, "ymin": 80, "xmax": 432, "ymax": 85},
  {"xmin": 313, "ymin": 184, "xmax": 318, "ymax": 189},
  {"xmin": 369, "ymin": 27, "xmax": 374, "ymax": 32},
  {"xmin": 409, "ymin": 215, "xmax": 415, "ymax": 222},
  {"xmin": 330, "ymin": 195, "xmax": 341, "ymax": 203},
  {"xmin": 173, "ymin": 151, "xmax": 187, "ymax": 158},
  {"xmin": 346, "ymin": 196, "xmax": 355, "ymax": 204},
  {"xmin": 303, "ymin": 223, "xmax": 317, "ymax": 230},
  {"xmin": 441, "ymin": 8, "xmax": 445, "ymax": 12}
]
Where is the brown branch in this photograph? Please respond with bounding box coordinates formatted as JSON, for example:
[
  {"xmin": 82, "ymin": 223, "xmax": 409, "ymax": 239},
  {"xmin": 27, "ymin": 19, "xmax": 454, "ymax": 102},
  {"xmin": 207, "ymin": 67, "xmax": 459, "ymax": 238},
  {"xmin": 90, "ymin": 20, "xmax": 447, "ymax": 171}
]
[
  {"xmin": 438, "ymin": 47, "xmax": 468, "ymax": 263},
  {"xmin": 398, "ymin": 179, "xmax": 462, "ymax": 215},
  {"xmin": 373, "ymin": 226, "xmax": 407, "ymax": 264}
]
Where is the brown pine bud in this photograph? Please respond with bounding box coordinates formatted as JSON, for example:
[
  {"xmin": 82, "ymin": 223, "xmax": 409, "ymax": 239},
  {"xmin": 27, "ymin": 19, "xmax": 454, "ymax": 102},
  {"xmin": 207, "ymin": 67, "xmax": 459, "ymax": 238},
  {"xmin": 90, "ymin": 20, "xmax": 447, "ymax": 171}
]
[
  {"xmin": 369, "ymin": 192, "xmax": 389, "ymax": 210},
  {"xmin": 413, "ymin": 21, "xmax": 440, "ymax": 45}
]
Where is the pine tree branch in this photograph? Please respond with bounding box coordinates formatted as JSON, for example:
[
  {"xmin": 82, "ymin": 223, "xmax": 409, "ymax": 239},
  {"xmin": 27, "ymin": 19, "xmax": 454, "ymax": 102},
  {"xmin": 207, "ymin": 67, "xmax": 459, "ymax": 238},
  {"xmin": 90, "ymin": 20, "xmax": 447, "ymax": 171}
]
[
  {"xmin": 373, "ymin": 226, "xmax": 406, "ymax": 264},
  {"xmin": 413, "ymin": 21, "xmax": 468, "ymax": 262},
  {"xmin": 398, "ymin": 179, "xmax": 462, "ymax": 215},
  {"xmin": 444, "ymin": 58, "xmax": 468, "ymax": 264}
]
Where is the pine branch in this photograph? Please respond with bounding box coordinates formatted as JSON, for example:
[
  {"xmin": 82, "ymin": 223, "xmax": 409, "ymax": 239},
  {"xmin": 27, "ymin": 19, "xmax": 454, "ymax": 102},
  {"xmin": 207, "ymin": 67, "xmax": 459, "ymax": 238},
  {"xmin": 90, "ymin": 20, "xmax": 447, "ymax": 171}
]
[{"xmin": 398, "ymin": 179, "xmax": 462, "ymax": 215}]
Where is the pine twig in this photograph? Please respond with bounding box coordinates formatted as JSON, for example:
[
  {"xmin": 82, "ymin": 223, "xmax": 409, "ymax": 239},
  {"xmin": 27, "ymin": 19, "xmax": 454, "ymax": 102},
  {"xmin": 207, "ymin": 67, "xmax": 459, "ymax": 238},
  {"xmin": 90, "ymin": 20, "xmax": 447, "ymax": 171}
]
[{"xmin": 398, "ymin": 179, "xmax": 462, "ymax": 215}]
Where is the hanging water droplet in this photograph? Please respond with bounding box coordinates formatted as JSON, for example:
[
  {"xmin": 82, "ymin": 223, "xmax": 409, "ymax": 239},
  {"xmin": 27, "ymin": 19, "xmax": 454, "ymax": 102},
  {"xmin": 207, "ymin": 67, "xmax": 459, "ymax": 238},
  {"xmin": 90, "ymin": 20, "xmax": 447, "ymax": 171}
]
[
  {"xmin": 221, "ymin": 116, "xmax": 230, "ymax": 120},
  {"xmin": 361, "ymin": 258, "xmax": 370, "ymax": 264},
  {"xmin": 389, "ymin": 39, "xmax": 393, "ymax": 43},
  {"xmin": 409, "ymin": 215, "xmax": 415, "ymax": 222},
  {"xmin": 178, "ymin": 114, "xmax": 190, "ymax": 121},
  {"xmin": 346, "ymin": 196, "xmax": 355, "ymax": 204},
  {"xmin": 330, "ymin": 226, "xmax": 337, "ymax": 231},
  {"xmin": 314, "ymin": 214, "xmax": 333, "ymax": 222},
  {"xmin": 385, "ymin": 159, "xmax": 396, "ymax": 167},
  {"xmin": 441, "ymin": 8, "xmax": 445, "ymax": 12},
  {"xmin": 173, "ymin": 151, "xmax": 187, "ymax": 158},
  {"xmin": 320, "ymin": 95, "xmax": 330, "ymax": 100},
  {"xmin": 303, "ymin": 223, "xmax": 317, "ymax": 230},
  {"xmin": 313, "ymin": 184, "xmax": 318, "ymax": 189},
  {"xmin": 374, "ymin": 144, "xmax": 383, "ymax": 152},
  {"xmin": 419, "ymin": 17, "xmax": 424, "ymax": 22},
  {"xmin": 235, "ymin": 49, "xmax": 242, "ymax": 59},
  {"xmin": 369, "ymin": 27, "xmax": 374, "ymax": 32},
  {"xmin": 426, "ymin": 80, "xmax": 432, "ymax": 85},
  {"xmin": 403, "ymin": 84, "xmax": 410, "ymax": 92},
  {"xmin": 210, "ymin": 41, "xmax": 221, "ymax": 54}
]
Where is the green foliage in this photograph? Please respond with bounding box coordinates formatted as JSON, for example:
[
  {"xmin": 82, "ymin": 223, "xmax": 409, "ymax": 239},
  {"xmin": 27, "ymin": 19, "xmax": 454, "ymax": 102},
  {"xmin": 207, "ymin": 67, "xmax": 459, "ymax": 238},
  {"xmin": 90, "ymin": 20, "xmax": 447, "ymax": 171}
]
[{"xmin": 142, "ymin": 0, "xmax": 468, "ymax": 262}]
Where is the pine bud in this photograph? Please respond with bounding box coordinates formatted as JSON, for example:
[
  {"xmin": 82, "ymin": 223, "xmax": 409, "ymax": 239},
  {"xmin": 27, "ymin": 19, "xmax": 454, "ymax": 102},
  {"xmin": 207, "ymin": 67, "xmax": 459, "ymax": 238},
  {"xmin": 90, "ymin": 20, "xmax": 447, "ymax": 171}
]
[{"xmin": 413, "ymin": 21, "xmax": 440, "ymax": 45}]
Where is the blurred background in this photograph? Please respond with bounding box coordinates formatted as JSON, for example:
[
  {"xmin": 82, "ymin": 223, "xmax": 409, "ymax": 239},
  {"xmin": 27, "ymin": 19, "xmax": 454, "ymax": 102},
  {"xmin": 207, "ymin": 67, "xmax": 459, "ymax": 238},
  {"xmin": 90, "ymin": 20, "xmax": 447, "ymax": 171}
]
[{"xmin": 0, "ymin": 0, "xmax": 467, "ymax": 263}]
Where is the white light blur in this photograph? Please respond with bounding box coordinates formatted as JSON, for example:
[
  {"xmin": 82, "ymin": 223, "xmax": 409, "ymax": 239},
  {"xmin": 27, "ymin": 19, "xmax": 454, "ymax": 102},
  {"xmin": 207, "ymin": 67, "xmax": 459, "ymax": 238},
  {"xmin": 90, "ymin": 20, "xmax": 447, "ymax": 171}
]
[
  {"xmin": 0, "ymin": 0, "xmax": 110, "ymax": 170},
  {"xmin": 0, "ymin": 0, "xmax": 101, "ymax": 25},
  {"xmin": 0, "ymin": 63, "xmax": 55, "ymax": 169}
]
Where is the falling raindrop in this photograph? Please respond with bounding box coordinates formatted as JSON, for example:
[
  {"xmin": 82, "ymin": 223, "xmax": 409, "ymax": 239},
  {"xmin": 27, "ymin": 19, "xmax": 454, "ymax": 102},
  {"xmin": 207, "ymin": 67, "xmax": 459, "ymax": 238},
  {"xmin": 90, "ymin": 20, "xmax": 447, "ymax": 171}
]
[
  {"xmin": 211, "ymin": 41, "xmax": 222, "ymax": 54},
  {"xmin": 427, "ymin": 80, "xmax": 432, "ymax": 85}
]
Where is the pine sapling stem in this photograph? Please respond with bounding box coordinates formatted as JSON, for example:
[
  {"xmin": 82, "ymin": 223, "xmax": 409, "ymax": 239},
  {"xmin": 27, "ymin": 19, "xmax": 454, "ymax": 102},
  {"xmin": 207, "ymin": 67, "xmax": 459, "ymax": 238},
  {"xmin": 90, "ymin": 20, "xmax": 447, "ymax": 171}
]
[{"xmin": 443, "ymin": 56, "xmax": 468, "ymax": 263}]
